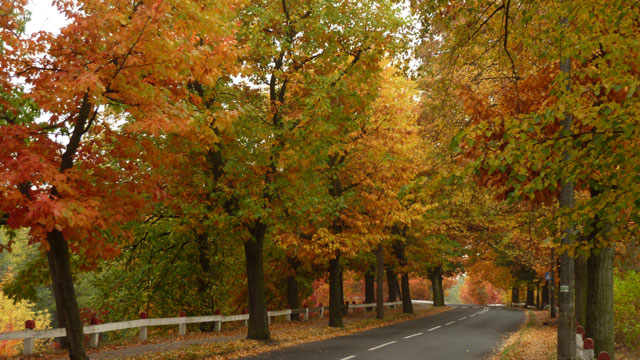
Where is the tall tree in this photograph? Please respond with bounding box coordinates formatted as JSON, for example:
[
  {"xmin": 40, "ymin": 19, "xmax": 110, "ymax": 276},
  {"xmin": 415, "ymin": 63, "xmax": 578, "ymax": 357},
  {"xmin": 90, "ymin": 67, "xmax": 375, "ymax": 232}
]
[{"xmin": 0, "ymin": 1, "xmax": 239, "ymax": 358}]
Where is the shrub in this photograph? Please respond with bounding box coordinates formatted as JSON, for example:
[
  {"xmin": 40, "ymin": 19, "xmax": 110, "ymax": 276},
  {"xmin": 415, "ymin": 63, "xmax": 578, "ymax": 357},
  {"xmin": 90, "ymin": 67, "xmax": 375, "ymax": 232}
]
[{"xmin": 614, "ymin": 271, "xmax": 640, "ymax": 351}]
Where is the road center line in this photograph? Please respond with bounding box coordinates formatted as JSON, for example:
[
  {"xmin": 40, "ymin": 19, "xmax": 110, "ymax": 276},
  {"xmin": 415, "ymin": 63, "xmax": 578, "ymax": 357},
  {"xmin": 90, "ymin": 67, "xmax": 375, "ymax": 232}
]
[
  {"xmin": 368, "ymin": 341, "xmax": 397, "ymax": 351},
  {"xmin": 459, "ymin": 316, "xmax": 467, "ymax": 321},
  {"xmin": 445, "ymin": 321, "xmax": 456, "ymax": 326},
  {"xmin": 428, "ymin": 326, "xmax": 441, "ymax": 331},
  {"xmin": 339, "ymin": 356, "xmax": 356, "ymax": 360},
  {"xmin": 403, "ymin": 332, "xmax": 423, "ymax": 339}
]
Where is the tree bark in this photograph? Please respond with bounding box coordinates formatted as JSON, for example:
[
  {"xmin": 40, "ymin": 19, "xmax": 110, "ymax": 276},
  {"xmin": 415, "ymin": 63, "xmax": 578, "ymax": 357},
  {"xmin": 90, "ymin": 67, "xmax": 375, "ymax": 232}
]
[
  {"xmin": 575, "ymin": 252, "xmax": 588, "ymax": 326},
  {"xmin": 197, "ymin": 232, "xmax": 215, "ymax": 331},
  {"xmin": 429, "ymin": 266, "xmax": 445, "ymax": 306},
  {"xmin": 386, "ymin": 268, "xmax": 399, "ymax": 301},
  {"xmin": 400, "ymin": 273, "xmax": 413, "ymax": 313},
  {"xmin": 365, "ymin": 266, "xmax": 375, "ymax": 309},
  {"xmin": 376, "ymin": 243, "xmax": 384, "ymax": 319},
  {"xmin": 286, "ymin": 275, "xmax": 300, "ymax": 321},
  {"xmin": 329, "ymin": 252, "xmax": 344, "ymax": 327},
  {"xmin": 392, "ymin": 239, "xmax": 412, "ymax": 313},
  {"xmin": 585, "ymin": 246, "xmax": 615, "ymax": 359},
  {"xmin": 511, "ymin": 286, "xmax": 519, "ymax": 305},
  {"xmin": 526, "ymin": 285, "xmax": 535, "ymax": 307},
  {"xmin": 536, "ymin": 282, "xmax": 541, "ymax": 309},
  {"xmin": 244, "ymin": 223, "xmax": 270, "ymax": 340},
  {"xmin": 46, "ymin": 230, "xmax": 88, "ymax": 360},
  {"xmin": 557, "ymin": 5, "xmax": 576, "ymax": 358},
  {"xmin": 542, "ymin": 281, "xmax": 549, "ymax": 308},
  {"xmin": 550, "ymin": 249, "xmax": 557, "ymax": 318},
  {"xmin": 46, "ymin": 252, "xmax": 69, "ymax": 351}
]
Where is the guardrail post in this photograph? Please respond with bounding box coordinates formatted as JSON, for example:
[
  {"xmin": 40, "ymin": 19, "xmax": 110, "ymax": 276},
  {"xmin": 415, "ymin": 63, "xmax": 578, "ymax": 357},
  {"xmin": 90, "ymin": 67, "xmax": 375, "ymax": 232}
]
[
  {"xmin": 303, "ymin": 304, "xmax": 309, "ymax": 321},
  {"xmin": 23, "ymin": 320, "xmax": 35, "ymax": 356},
  {"xmin": 285, "ymin": 306, "xmax": 291, "ymax": 321},
  {"xmin": 139, "ymin": 312, "xmax": 148, "ymax": 341},
  {"xmin": 597, "ymin": 352, "xmax": 610, "ymax": 360},
  {"xmin": 319, "ymin": 303, "xmax": 324, "ymax": 318},
  {"xmin": 178, "ymin": 311, "xmax": 187, "ymax": 336},
  {"xmin": 214, "ymin": 310, "xmax": 222, "ymax": 332},
  {"xmin": 583, "ymin": 338, "xmax": 595, "ymax": 360},
  {"xmin": 242, "ymin": 308, "xmax": 248, "ymax": 326},
  {"xmin": 89, "ymin": 317, "xmax": 100, "ymax": 348}
]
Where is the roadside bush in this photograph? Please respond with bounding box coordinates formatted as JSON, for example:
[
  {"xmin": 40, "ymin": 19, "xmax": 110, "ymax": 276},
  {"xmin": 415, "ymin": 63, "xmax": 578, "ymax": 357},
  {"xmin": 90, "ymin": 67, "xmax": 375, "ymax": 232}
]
[{"xmin": 614, "ymin": 271, "xmax": 640, "ymax": 351}]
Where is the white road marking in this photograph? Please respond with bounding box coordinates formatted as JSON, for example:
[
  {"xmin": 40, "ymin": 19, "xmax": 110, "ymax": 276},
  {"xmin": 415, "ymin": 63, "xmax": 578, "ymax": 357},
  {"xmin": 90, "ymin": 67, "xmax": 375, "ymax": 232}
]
[
  {"xmin": 404, "ymin": 332, "xmax": 423, "ymax": 339},
  {"xmin": 428, "ymin": 326, "xmax": 441, "ymax": 331},
  {"xmin": 459, "ymin": 316, "xmax": 467, "ymax": 321},
  {"xmin": 339, "ymin": 356, "xmax": 356, "ymax": 360},
  {"xmin": 469, "ymin": 314, "xmax": 476, "ymax": 317},
  {"xmin": 445, "ymin": 321, "xmax": 456, "ymax": 326},
  {"xmin": 368, "ymin": 341, "xmax": 397, "ymax": 351}
]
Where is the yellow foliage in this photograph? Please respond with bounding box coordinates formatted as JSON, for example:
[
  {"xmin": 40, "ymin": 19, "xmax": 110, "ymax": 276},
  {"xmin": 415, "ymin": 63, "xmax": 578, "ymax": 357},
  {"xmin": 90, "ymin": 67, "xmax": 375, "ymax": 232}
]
[{"xmin": 0, "ymin": 277, "xmax": 52, "ymax": 356}]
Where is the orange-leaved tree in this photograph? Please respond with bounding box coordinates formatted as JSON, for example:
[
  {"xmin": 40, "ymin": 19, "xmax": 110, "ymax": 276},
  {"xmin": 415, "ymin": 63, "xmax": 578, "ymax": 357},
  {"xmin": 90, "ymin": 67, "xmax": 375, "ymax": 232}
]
[{"xmin": 0, "ymin": 1, "xmax": 239, "ymax": 358}]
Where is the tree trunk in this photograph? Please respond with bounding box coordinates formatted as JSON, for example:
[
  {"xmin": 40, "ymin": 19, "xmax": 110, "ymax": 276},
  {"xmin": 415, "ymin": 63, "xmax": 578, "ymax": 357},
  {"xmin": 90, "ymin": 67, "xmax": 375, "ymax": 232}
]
[
  {"xmin": 585, "ymin": 246, "xmax": 615, "ymax": 359},
  {"xmin": 557, "ymin": 7, "xmax": 576, "ymax": 358},
  {"xmin": 286, "ymin": 275, "xmax": 300, "ymax": 321},
  {"xmin": 365, "ymin": 266, "xmax": 375, "ymax": 309},
  {"xmin": 511, "ymin": 286, "xmax": 519, "ymax": 305},
  {"xmin": 386, "ymin": 268, "xmax": 399, "ymax": 301},
  {"xmin": 536, "ymin": 282, "xmax": 541, "ymax": 309},
  {"xmin": 542, "ymin": 281, "xmax": 549, "ymax": 308},
  {"xmin": 46, "ymin": 230, "xmax": 88, "ymax": 360},
  {"xmin": 46, "ymin": 253, "xmax": 69, "ymax": 351},
  {"xmin": 376, "ymin": 243, "xmax": 384, "ymax": 319},
  {"xmin": 550, "ymin": 249, "xmax": 556, "ymax": 318},
  {"xmin": 244, "ymin": 223, "xmax": 270, "ymax": 340},
  {"xmin": 400, "ymin": 273, "xmax": 413, "ymax": 313},
  {"xmin": 328, "ymin": 252, "xmax": 344, "ymax": 327},
  {"xmin": 197, "ymin": 232, "xmax": 215, "ymax": 331},
  {"xmin": 340, "ymin": 269, "xmax": 347, "ymax": 315},
  {"xmin": 392, "ymin": 239, "xmax": 412, "ymax": 313},
  {"xmin": 575, "ymin": 252, "xmax": 588, "ymax": 326},
  {"xmin": 429, "ymin": 266, "xmax": 444, "ymax": 307},
  {"xmin": 526, "ymin": 285, "xmax": 535, "ymax": 307}
]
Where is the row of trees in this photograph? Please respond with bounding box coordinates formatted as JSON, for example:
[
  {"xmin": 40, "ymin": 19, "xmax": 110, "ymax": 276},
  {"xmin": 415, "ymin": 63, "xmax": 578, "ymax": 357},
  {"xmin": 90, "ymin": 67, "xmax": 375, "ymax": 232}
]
[
  {"xmin": 0, "ymin": 1, "xmax": 468, "ymax": 358},
  {"xmin": 412, "ymin": 1, "xmax": 640, "ymax": 359},
  {"xmin": 1, "ymin": 1, "xmax": 637, "ymax": 359}
]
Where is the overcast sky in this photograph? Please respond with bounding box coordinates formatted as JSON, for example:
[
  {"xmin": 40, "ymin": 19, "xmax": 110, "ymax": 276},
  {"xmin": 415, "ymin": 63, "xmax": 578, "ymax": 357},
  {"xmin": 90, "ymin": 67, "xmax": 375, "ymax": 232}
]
[{"xmin": 26, "ymin": 0, "xmax": 67, "ymax": 35}]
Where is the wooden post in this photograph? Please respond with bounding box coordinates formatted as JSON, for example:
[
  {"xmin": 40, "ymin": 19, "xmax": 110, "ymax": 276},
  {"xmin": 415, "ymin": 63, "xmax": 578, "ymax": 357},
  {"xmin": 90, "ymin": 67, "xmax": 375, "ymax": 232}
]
[
  {"xmin": 285, "ymin": 306, "xmax": 291, "ymax": 321},
  {"xmin": 139, "ymin": 312, "xmax": 148, "ymax": 341},
  {"xmin": 243, "ymin": 308, "xmax": 248, "ymax": 327},
  {"xmin": 597, "ymin": 352, "xmax": 611, "ymax": 360},
  {"xmin": 583, "ymin": 338, "xmax": 595, "ymax": 359},
  {"xmin": 89, "ymin": 317, "xmax": 99, "ymax": 348},
  {"xmin": 303, "ymin": 305, "xmax": 309, "ymax": 321},
  {"xmin": 178, "ymin": 311, "xmax": 187, "ymax": 336},
  {"xmin": 319, "ymin": 303, "xmax": 324, "ymax": 318},
  {"xmin": 23, "ymin": 320, "xmax": 35, "ymax": 356},
  {"xmin": 214, "ymin": 310, "xmax": 222, "ymax": 332}
]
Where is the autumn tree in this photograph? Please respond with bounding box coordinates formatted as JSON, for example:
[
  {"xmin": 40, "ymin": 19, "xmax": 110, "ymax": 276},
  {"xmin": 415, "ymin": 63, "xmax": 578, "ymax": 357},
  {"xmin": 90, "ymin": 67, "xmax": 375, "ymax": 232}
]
[
  {"xmin": 0, "ymin": 1, "xmax": 239, "ymax": 358},
  {"xmin": 419, "ymin": 0, "xmax": 640, "ymax": 358}
]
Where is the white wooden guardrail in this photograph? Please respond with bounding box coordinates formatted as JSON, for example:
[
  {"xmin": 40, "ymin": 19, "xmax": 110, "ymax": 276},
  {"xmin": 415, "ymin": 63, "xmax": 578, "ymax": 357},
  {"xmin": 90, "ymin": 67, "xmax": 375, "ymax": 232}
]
[{"xmin": 1, "ymin": 301, "xmax": 403, "ymax": 355}]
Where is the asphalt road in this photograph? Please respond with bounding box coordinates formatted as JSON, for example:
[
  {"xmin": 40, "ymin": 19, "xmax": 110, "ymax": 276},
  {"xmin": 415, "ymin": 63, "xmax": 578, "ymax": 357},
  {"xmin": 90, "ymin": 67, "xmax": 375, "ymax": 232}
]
[{"xmin": 240, "ymin": 305, "xmax": 525, "ymax": 360}]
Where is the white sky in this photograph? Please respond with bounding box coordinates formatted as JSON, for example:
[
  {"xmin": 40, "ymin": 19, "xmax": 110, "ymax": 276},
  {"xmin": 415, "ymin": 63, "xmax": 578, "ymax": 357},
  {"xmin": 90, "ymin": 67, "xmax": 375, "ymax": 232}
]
[{"xmin": 26, "ymin": 0, "xmax": 68, "ymax": 35}]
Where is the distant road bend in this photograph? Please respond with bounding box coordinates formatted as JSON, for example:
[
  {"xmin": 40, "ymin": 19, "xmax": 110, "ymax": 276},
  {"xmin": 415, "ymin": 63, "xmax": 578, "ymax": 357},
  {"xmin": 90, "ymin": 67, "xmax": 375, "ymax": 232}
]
[{"xmin": 241, "ymin": 302, "xmax": 525, "ymax": 360}]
